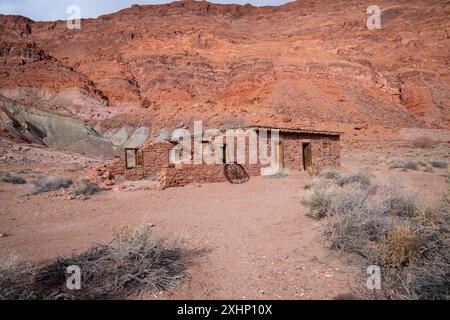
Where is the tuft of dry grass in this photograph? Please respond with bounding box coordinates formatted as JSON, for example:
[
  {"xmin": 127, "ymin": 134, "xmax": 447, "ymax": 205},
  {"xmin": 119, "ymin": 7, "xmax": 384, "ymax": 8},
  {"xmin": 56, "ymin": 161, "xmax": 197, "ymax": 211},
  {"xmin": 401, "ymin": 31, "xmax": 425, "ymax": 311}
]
[
  {"xmin": 376, "ymin": 224, "xmax": 417, "ymax": 269},
  {"xmin": 337, "ymin": 171, "xmax": 373, "ymax": 188},
  {"xmin": 380, "ymin": 191, "xmax": 416, "ymax": 217},
  {"xmin": 27, "ymin": 176, "xmax": 72, "ymax": 195},
  {"xmin": 302, "ymin": 171, "xmax": 450, "ymax": 299},
  {"xmin": 318, "ymin": 170, "xmax": 341, "ymax": 181},
  {"xmin": 0, "ymin": 256, "xmax": 36, "ymax": 300},
  {"xmin": 0, "ymin": 172, "xmax": 26, "ymax": 184},
  {"xmin": 411, "ymin": 136, "xmax": 437, "ymax": 149},
  {"xmin": 429, "ymin": 160, "xmax": 447, "ymax": 169},
  {"xmin": 68, "ymin": 179, "xmax": 100, "ymax": 197},
  {"xmin": 0, "ymin": 227, "xmax": 192, "ymax": 300},
  {"xmin": 388, "ymin": 160, "xmax": 419, "ymax": 170},
  {"xmin": 301, "ymin": 187, "xmax": 335, "ymax": 219}
]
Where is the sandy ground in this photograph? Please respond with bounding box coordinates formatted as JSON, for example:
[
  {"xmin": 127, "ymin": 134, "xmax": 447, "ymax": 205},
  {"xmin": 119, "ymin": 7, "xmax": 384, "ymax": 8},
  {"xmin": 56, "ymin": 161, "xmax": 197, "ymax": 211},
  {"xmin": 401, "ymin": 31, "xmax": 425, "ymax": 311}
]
[
  {"xmin": 0, "ymin": 172, "xmax": 357, "ymax": 299},
  {"xmin": 0, "ymin": 141, "xmax": 448, "ymax": 300}
]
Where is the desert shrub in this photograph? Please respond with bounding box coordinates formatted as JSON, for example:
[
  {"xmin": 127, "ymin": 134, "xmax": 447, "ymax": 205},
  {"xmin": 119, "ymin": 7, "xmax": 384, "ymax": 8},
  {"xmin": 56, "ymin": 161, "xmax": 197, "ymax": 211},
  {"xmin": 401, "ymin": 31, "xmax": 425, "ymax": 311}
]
[
  {"xmin": 322, "ymin": 184, "xmax": 390, "ymax": 255},
  {"xmin": 330, "ymin": 183, "xmax": 375, "ymax": 215},
  {"xmin": 429, "ymin": 160, "xmax": 447, "ymax": 169},
  {"xmin": 0, "ymin": 257, "xmax": 36, "ymax": 300},
  {"xmin": 380, "ymin": 192, "xmax": 416, "ymax": 217},
  {"xmin": 0, "ymin": 172, "xmax": 26, "ymax": 184},
  {"xmin": 301, "ymin": 186, "xmax": 336, "ymax": 219},
  {"xmin": 0, "ymin": 227, "xmax": 191, "ymax": 300},
  {"xmin": 388, "ymin": 160, "xmax": 404, "ymax": 169},
  {"xmin": 68, "ymin": 179, "xmax": 99, "ymax": 197},
  {"xmin": 376, "ymin": 224, "xmax": 417, "ymax": 269},
  {"xmin": 411, "ymin": 136, "xmax": 436, "ymax": 149},
  {"xmin": 325, "ymin": 213, "xmax": 371, "ymax": 256},
  {"xmin": 388, "ymin": 160, "xmax": 419, "ymax": 170},
  {"xmin": 17, "ymin": 168, "xmax": 33, "ymax": 174},
  {"xmin": 64, "ymin": 167, "xmax": 84, "ymax": 173},
  {"xmin": 404, "ymin": 161, "xmax": 419, "ymax": 170},
  {"xmin": 318, "ymin": 170, "xmax": 341, "ymax": 181},
  {"xmin": 28, "ymin": 176, "xmax": 72, "ymax": 195},
  {"xmin": 302, "ymin": 170, "xmax": 450, "ymax": 299},
  {"xmin": 337, "ymin": 171, "xmax": 372, "ymax": 188},
  {"xmin": 304, "ymin": 176, "xmax": 334, "ymax": 190},
  {"xmin": 380, "ymin": 203, "xmax": 450, "ymax": 299}
]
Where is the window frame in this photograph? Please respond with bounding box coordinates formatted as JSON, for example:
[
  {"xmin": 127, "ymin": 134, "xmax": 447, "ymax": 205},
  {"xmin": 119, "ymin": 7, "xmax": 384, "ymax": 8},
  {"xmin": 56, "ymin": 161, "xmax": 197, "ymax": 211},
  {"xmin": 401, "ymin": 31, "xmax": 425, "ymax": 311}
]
[{"xmin": 125, "ymin": 148, "xmax": 143, "ymax": 169}]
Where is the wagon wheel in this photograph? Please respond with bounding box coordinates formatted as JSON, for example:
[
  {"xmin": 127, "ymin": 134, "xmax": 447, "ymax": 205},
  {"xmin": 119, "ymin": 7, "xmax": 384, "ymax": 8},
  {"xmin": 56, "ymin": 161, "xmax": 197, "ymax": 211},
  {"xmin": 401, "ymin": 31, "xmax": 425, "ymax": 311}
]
[{"xmin": 224, "ymin": 163, "xmax": 250, "ymax": 184}]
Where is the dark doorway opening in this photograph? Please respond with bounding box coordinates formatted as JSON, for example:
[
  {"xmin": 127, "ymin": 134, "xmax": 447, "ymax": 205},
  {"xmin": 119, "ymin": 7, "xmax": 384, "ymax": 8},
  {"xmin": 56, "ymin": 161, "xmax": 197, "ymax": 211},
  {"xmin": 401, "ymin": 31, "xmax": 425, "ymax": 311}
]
[{"xmin": 302, "ymin": 143, "xmax": 312, "ymax": 170}]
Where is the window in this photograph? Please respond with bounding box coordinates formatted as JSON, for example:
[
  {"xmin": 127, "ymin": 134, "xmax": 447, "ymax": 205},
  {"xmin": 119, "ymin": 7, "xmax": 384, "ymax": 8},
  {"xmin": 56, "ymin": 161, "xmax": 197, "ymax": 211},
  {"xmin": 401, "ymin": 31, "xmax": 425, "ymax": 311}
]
[
  {"xmin": 125, "ymin": 148, "xmax": 143, "ymax": 169},
  {"xmin": 322, "ymin": 142, "xmax": 329, "ymax": 150}
]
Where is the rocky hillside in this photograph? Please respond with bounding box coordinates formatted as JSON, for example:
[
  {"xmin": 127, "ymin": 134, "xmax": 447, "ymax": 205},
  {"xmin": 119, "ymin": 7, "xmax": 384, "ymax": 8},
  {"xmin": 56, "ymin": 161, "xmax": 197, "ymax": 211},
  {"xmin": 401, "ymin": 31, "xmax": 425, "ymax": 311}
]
[{"xmin": 0, "ymin": 0, "xmax": 449, "ymax": 139}]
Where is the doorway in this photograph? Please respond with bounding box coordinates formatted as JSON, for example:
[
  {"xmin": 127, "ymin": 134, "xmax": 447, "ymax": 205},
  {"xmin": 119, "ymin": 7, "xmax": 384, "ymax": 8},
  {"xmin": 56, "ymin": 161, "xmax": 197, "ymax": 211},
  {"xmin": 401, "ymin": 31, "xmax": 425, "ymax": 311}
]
[
  {"xmin": 276, "ymin": 142, "xmax": 284, "ymax": 168},
  {"xmin": 302, "ymin": 143, "xmax": 312, "ymax": 170}
]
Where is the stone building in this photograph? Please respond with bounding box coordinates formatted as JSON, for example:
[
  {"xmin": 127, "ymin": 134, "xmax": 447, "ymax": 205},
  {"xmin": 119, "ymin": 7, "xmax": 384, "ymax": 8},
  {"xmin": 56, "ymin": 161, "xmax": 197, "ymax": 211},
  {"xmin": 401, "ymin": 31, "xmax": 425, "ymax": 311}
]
[{"xmin": 107, "ymin": 126, "xmax": 341, "ymax": 188}]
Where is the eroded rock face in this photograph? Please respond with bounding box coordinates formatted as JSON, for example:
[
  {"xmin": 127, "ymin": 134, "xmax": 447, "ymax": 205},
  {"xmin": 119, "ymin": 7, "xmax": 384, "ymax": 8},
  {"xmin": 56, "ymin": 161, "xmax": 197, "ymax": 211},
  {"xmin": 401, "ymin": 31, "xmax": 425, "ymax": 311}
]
[
  {"xmin": 0, "ymin": 0, "xmax": 449, "ymax": 134},
  {"xmin": 0, "ymin": 95, "xmax": 116, "ymax": 158}
]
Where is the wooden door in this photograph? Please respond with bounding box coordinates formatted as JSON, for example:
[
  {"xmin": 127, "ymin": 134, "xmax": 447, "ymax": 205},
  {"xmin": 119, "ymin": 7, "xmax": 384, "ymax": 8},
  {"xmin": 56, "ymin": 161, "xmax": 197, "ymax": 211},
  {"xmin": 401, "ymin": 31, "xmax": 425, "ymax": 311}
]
[
  {"xmin": 277, "ymin": 142, "xmax": 284, "ymax": 168},
  {"xmin": 302, "ymin": 143, "xmax": 312, "ymax": 170}
]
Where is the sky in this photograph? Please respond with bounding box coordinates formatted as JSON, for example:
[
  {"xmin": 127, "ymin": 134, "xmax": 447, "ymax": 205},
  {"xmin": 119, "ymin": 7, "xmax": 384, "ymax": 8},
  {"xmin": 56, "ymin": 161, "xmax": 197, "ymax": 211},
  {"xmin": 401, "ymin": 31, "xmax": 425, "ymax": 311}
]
[{"xmin": 0, "ymin": 0, "xmax": 293, "ymax": 21}]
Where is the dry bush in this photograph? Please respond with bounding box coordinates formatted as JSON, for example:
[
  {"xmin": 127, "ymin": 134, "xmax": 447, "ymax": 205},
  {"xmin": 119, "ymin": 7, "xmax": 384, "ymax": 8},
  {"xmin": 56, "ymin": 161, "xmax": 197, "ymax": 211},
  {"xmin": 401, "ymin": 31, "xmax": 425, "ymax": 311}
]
[
  {"xmin": 381, "ymin": 202, "xmax": 450, "ymax": 300},
  {"xmin": 301, "ymin": 186, "xmax": 336, "ymax": 219},
  {"xmin": 388, "ymin": 160, "xmax": 419, "ymax": 171},
  {"xmin": 302, "ymin": 170, "xmax": 450, "ymax": 299},
  {"xmin": 0, "ymin": 172, "xmax": 26, "ymax": 184},
  {"xmin": 380, "ymin": 191, "xmax": 416, "ymax": 217},
  {"xmin": 429, "ymin": 160, "xmax": 447, "ymax": 169},
  {"xmin": 323, "ymin": 186, "xmax": 390, "ymax": 256},
  {"xmin": 304, "ymin": 175, "xmax": 335, "ymax": 190},
  {"xmin": 424, "ymin": 164, "xmax": 433, "ymax": 173},
  {"xmin": 0, "ymin": 256, "xmax": 36, "ymax": 300},
  {"xmin": 68, "ymin": 179, "xmax": 100, "ymax": 197},
  {"xmin": 28, "ymin": 176, "xmax": 72, "ymax": 195},
  {"xmin": 318, "ymin": 170, "xmax": 341, "ymax": 181},
  {"xmin": 337, "ymin": 171, "xmax": 373, "ymax": 188},
  {"xmin": 376, "ymin": 224, "xmax": 417, "ymax": 269},
  {"xmin": 0, "ymin": 227, "xmax": 192, "ymax": 300},
  {"xmin": 325, "ymin": 213, "xmax": 370, "ymax": 256},
  {"xmin": 411, "ymin": 136, "xmax": 437, "ymax": 149}
]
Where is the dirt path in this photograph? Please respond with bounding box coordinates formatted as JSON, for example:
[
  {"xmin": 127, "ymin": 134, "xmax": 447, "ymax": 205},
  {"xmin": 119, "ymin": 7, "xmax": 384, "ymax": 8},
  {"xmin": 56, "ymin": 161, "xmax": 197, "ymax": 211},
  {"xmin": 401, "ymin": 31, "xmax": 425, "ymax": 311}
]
[{"xmin": 0, "ymin": 173, "xmax": 356, "ymax": 299}]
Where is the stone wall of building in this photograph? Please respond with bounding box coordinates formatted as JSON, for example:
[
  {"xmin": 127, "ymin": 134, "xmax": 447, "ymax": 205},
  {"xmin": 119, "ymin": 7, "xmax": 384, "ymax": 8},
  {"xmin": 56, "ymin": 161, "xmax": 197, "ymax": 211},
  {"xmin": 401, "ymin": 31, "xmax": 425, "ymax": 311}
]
[
  {"xmin": 106, "ymin": 131, "xmax": 341, "ymax": 188},
  {"xmin": 309, "ymin": 135, "xmax": 340, "ymax": 169},
  {"xmin": 158, "ymin": 164, "xmax": 227, "ymax": 189},
  {"xmin": 281, "ymin": 132, "xmax": 340, "ymax": 171},
  {"xmin": 106, "ymin": 141, "xmax": 173, "ymax": 181}
]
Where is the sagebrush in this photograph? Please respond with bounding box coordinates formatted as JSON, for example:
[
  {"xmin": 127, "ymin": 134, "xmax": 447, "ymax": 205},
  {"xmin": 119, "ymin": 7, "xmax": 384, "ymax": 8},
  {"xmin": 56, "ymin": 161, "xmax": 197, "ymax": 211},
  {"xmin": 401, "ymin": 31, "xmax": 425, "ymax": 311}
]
[
  {"xmin": 27, "ymin": 176, "xmax": 73, "ymax": 195},
  {"xmin": 0, "ymin": 172, "xmax": 26, "ymax": 184},
  {"xmin": 0, "ymin": 227, "xmax": 191, "ymax": 300},
  {"xmin": 302, "ymin": 170, "xmax": 450, "ymax": 300},
  {"xmin": 68, "ymin": 179, "xmax": 100, "ymax": 197}
]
